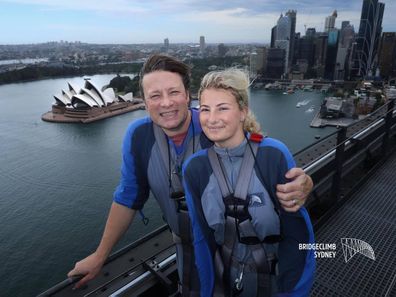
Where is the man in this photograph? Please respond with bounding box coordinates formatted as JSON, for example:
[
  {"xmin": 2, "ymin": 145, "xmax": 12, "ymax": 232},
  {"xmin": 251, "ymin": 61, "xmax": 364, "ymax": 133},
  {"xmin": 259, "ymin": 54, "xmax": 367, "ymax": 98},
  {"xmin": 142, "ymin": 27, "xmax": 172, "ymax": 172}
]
[{"xmin": 68, "ymin": 54, "xmax": 313, "ymax": 295}]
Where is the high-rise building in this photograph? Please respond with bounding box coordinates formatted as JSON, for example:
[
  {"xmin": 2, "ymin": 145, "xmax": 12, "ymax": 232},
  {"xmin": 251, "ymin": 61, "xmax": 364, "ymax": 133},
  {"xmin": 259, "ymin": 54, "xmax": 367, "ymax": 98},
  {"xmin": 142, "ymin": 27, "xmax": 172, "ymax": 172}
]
[
  {"xmin": 334, "ymin": 21, "xmax": 356, "ymax": 80},
  {"xmin": 276, "ymin": 13, "xmax": 291, "ymax": 40},
  {"xmin": 353, "ymin": 0, "xmax": 385, "ymax": 78},
  {"xmin": 341, "ymin": 21, "xmax": 350, "ymax": 30},
  {"xmin": 271, "ymin": 25, "xmax": 277, "ymax": 48},
  {"xmin": 164, "ymin": 38, "xmax": 169, "ymax": 52},
  {"xmin": 256, "ymin": 47, "xmax": 267, "ymax": 74},
  {"xmin": 299, "ymin": 36, "xmax": 315, "ymax": 68},
  {"xmin": 378, "ymin": 32, "xmax": 396, "ymax": 78},
  {"xmin": 275, "ymin": 39, "xmax": 289, "ymax": 74},
  {"xmin": 315, "ymin": 34, "xmax": 328, "ymax": 78},
  {"xmin": 306, "ymin": 28, "xmax": 316, "ymax": 38},
  {"xmin": 325, "ymin": 10, "xmax": 338, "ymax": 32},
  {"xmin": 325, "ymin": 29, "xmax": 340, "ymax": 79},
  {"xmin": 266, "ymin": 48, "xmax": 286, "ymax": 78},
  {"xmin": 339, "ymin": 23, "xmax": 355, "ymax": 48},
  {"xmin": 218, "ymin": 43, "xmax": 228, "ymax": 57},
  {"xmin": 286, "ymin": 10, "xmax": 297, "ymax": 65},
  {"xmin": 199, "ymin": 36, "xmax": 206, "ymax": 52},
  {"xmin": 250, "ymin": 52, "xmax": 258, "ymax": 77},
  {"xmin": 275, "ymin": 13, "xmax": 291, "ymax": 75}
]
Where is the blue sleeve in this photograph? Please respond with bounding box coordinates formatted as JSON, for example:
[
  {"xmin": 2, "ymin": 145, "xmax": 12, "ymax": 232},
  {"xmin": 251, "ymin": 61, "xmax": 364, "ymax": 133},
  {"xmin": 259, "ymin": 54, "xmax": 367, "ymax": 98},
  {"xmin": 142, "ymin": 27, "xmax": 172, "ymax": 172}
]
[
  {"xmin": 261, "ymin": 137, "xmax": 296, "ymax": 170},
  {"xmin": 260, "ymin": 138, "xmax": 315, "ymax": 295},
  {"xmin": 183, "ymin": 156, "xmax": 215, "ymax": 297},
  {"xmin": 288, "ymin": 207, "xmax": 316, "ymax": 297},
  {"xmin": 113, "ymin": 118, "xmax": 148, "ymax": 208}
]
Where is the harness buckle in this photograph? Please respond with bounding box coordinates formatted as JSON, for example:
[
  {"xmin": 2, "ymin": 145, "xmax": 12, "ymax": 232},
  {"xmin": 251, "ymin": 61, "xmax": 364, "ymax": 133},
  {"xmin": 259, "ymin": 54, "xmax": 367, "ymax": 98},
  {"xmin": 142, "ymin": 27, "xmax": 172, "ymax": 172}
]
[{"xmin": 233, "ymin": 263, "xmax": 244, "ymax": 292}]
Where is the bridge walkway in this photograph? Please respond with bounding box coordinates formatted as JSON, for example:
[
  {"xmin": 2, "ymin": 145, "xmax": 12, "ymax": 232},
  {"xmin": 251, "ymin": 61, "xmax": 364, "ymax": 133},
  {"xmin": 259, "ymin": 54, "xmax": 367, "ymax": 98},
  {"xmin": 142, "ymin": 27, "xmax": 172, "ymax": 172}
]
[{"xmin": 311, "ymin": 150, "xmax": 396, "ymax": 296}]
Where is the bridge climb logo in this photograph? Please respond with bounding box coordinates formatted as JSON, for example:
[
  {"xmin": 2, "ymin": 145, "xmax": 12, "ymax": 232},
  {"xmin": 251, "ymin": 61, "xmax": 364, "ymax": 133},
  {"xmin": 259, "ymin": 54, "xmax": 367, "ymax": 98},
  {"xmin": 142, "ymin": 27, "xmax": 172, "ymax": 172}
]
[
  {"xmin": 340, "ymin": 238, "xmax": 376, "ymax": 263},
  {"xmin": 299, "ymin": 238, "xmax": 376, "ymax": 262}
]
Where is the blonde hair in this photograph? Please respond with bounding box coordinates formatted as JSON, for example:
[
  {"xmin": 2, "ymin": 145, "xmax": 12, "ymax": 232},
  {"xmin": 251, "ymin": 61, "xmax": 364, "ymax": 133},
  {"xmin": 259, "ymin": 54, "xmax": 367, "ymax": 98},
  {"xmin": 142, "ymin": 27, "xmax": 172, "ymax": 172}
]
[{"xmin": 198, "ymin": 68, "xmax": 261, "ymax": 134}]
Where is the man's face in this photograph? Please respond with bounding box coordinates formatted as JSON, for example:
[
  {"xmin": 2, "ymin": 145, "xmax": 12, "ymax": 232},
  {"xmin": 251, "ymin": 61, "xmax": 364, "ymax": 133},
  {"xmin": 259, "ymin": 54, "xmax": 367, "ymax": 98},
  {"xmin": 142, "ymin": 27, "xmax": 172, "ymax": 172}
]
[{"xmin": 142, "ymin": 71, "xmax": 190, "ymax": 136}]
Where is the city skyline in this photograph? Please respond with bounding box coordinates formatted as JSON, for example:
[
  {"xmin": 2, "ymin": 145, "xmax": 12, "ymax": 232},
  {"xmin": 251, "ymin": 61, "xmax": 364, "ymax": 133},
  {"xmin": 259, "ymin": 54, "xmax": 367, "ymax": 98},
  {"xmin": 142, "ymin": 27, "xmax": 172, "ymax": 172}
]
[{"xmin": 1, "ymin": 0, "xmax": 396, "ymax": 45}]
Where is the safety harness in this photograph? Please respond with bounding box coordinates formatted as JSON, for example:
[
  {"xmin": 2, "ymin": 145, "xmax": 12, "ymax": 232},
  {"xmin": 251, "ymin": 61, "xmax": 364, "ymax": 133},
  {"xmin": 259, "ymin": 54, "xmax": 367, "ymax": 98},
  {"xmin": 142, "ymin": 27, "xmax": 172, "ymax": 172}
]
[
  {"xmin": 153, "ymin": 122, "xmax": 200, "ymax": 297},
  {"xmin": 207, "ymin": 138, "xmax": 282, "ymax": 297}
]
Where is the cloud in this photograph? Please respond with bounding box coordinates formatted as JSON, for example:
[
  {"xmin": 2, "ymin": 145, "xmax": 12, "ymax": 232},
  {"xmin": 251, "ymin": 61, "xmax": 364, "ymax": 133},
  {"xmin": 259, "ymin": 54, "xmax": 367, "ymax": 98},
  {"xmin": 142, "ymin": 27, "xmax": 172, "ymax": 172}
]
[
  {"xmin": 1, "ymin": 0, "xmax": 396, "ymax": 43},
  {"xmin": 0, "ymin": 0, "xmax": 148, "ymax": 14}
]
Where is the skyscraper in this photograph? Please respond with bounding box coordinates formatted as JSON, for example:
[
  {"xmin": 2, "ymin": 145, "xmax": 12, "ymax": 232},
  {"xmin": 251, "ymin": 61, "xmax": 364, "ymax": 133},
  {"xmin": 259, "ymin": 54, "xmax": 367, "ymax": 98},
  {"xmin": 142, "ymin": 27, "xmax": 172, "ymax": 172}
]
[
  {"xmin": 199, "ymin": 36, "xmax": 206, "ymax": 52},
  {"xmin": 378, "ymin": 32, "xmax": 396, "ymax": 78},
  {"xmin": 256, "ymin": 47, "xmax": 267, "ymax": 74},
  {"xmin": 266, "ymin": 48, "xmax": 286, "ymax": 78},
  {"xmin": 286, "ymin": 10, "xmax": 297, "ymax": 65},
  {"xmin": 275, "ymin": 13, "xmax": 291, "ymax": 75},
  {"xmin": 325, "ymin": 10, "xmax": 338, "ymax": 32},
  {"xmin": 354, "ymin": 0, "xmax": 385, "ymax": 78},
  {"xmin": 270, "ymin": 25, "xmax": 277, "ymax": 48},
  {"xmin": 340, "ymin": 22, "xmax": 355, "ymax": 48},
  {"xmin": 325, "ymin": 29, "xmax": 340, "ymax": 79},
  {"xmin": 164, "ymin": 38, "xmax": 169, "ymax": 52}
]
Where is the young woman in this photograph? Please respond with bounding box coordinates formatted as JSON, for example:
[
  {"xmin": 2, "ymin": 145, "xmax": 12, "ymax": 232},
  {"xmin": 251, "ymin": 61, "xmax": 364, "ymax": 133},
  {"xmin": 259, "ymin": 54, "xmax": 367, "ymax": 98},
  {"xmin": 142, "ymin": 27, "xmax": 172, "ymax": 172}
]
[{"xmin": 183, "ymin": 69, "xmax": 315, "ymax": 297}]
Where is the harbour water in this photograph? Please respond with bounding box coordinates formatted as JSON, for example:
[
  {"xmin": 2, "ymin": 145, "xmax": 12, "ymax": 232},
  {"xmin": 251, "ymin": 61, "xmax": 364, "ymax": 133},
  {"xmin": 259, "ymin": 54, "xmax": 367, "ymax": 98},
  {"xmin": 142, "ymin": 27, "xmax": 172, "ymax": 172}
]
[{"xmin": 0, "ymin": 75, "xmax": 334, "ymax": 296}]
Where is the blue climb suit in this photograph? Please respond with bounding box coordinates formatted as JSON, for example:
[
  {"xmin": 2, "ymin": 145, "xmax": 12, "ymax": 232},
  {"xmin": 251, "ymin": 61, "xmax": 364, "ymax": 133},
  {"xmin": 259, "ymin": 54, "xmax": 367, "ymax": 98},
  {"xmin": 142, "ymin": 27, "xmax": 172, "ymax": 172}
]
[
  {"xmin": 113, "ymin": 108, "xmax": 212, "ymax": 295},
  {"xmin": 183, "ymin": 137, "xmax": 316, "ymax": 297}
]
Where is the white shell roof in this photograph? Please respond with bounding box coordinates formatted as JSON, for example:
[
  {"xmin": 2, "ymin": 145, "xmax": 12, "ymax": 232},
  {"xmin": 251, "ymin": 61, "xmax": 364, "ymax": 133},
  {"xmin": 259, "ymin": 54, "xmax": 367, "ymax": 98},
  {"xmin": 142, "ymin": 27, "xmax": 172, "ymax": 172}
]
[
  {"xmin": 118, "ymin": 92, "xmax": 133, "ymax": 102},
  {"xmin": 103, "ymin": 88, "xmax": 117, "ymax": 102},
  {"xmin": 53, "ymin": 94, "xmax": 71, "ymax": 106},
  {"xmin": 54, "ymin": 80, "xmax": 119, "ymax": 109},
  {"xmin": 80, "ymin": 88, "xmax": 105, "ymax": 107},
  {"xmin": 68, "ymin": 82, "xmax": 80, "ymax": 95},
  {"xmin": 71, "ymin": 94, "xmax": 99, "ymax": 108}
]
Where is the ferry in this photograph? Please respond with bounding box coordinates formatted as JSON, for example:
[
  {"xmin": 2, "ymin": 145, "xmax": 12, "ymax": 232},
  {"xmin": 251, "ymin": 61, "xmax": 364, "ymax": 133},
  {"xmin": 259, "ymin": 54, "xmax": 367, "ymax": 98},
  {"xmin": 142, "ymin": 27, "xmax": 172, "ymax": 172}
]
[
  {"xmin": 306, "ymin": 105, "xmax": 315, "ymax": 113},
  {"xmin": 296, "ymin": 99, "xmax": 310, "ymax": 108}
]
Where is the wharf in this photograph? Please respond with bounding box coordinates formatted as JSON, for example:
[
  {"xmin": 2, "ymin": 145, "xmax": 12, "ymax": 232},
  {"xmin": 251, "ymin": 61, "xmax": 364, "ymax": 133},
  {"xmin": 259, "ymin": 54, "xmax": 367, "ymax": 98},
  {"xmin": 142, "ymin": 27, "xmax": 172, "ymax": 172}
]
[{"xmin": 310, "ymin": 110, "xmax": 357, "ymax": 128}]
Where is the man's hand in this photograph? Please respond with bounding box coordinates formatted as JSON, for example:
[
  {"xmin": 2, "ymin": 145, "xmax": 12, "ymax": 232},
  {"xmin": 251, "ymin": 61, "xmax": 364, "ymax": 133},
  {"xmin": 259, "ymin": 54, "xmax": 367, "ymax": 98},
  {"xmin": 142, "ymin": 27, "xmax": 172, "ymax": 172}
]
[
  {"xmin": 67, "ymin": 251, "xmax": 106, "ymax": 289},
  {"xmin": 276, "ymin": 168, "xmax": 313, "ymax": 212}
]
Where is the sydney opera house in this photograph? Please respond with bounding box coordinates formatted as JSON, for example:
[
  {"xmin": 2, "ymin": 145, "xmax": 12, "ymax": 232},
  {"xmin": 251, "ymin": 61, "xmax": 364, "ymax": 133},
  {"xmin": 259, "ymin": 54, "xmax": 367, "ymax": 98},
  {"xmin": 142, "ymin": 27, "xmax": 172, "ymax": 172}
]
[{"xmin": 42, "ymin": 79, "xmax": 145, "ymax": 123}]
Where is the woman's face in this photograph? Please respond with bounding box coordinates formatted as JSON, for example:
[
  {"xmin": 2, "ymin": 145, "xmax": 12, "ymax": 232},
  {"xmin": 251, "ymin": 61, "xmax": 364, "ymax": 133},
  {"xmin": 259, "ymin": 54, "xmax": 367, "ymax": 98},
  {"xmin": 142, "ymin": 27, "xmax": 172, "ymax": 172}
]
[{"xmin": 199, "ymin": 88, "xmax": 247, "ymax": 148}]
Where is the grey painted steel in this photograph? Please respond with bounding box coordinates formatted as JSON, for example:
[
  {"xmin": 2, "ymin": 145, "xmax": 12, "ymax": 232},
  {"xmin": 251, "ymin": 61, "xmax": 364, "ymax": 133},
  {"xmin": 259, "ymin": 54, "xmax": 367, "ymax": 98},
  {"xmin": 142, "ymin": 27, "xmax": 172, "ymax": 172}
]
[
  {"xmin": 109, "ymin": 254, "xmax": 177, "ymax": 297},
  {"xmin": 311, "ymin": 151, "xmax": 396, "ymax": 296}
]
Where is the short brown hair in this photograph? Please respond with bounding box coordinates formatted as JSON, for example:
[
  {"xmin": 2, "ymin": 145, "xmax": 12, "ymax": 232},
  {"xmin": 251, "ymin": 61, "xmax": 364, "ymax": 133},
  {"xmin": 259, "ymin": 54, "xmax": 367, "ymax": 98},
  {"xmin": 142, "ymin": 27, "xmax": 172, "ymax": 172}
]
[{"xmin": 139, "ymin": 54, "xmax": 191, "ymax": 99}]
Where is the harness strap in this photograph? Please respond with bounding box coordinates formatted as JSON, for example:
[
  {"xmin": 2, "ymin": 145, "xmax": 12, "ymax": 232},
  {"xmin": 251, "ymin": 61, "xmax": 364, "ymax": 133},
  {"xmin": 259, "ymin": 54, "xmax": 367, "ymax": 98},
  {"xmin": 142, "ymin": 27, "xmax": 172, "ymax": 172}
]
[
  {"xmin": 207, "ymin": 147, "xmax": 232, "ymax": 196},
  {"xmin": 208, "ymin": 141, "xmax": 276, "ymax": 296},
  {"xmin": 153, "ymin": 123, "xmax": 169, "ymax": 172},
  {"xmin": 178, "ymin": 210, "xmax": 193, "ymax": 296},
  {"xmin": 153, "ymin": 123, "xmax": 185, "ymax": 191},
  {"xmin": 234, "ymin": 141, "xmax": 258, "ymax": 199},
  {"xmin": 153, "ymin": 123, "xmax": 198, "ymax": 295}
]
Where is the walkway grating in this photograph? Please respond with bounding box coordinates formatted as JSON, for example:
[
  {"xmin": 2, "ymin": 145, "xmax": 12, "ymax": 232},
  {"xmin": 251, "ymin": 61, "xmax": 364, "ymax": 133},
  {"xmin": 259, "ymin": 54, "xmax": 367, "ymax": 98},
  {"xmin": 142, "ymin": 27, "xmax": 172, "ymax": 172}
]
[{"xmin": 311, "ymin": 151, "xmax": 396, "ymax": 296}]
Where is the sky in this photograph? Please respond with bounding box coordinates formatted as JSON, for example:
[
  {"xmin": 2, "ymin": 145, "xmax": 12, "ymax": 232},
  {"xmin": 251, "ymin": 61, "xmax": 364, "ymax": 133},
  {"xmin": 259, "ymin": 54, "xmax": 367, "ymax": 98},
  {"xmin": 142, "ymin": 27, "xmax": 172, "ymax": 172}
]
[{"xmin": 1, "ymin": 0, "xmax": 396, "ymax": 44}]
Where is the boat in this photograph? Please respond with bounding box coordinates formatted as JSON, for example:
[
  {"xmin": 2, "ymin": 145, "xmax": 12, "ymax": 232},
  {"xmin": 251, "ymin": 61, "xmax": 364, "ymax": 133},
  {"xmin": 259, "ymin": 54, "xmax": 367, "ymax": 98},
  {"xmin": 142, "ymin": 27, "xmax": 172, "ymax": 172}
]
[
  {"xmin": 306, "ymin": 105, "xmax": 315, "ymax": 113},
  {"xmin": 296, "ymin": 99, "xmax": 310, "ymax": 108}
]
